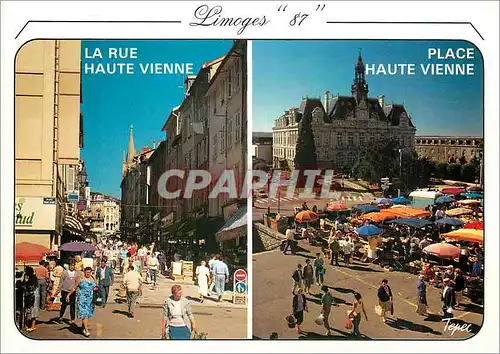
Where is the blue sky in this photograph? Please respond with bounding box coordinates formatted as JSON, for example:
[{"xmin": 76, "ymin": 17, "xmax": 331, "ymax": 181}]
[
  {"xmin": 81, "ymin": 40, "xmax": 233, "ymax": 198},
  {"xmin": 253, "ymin": 40, "xmax": 484, "ymax": 135}
]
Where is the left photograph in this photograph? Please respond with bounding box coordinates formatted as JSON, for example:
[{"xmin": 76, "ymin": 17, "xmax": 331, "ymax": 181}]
[{"xmin": 14, "ymin": 39, "xmax": 248, "ymax": 339}]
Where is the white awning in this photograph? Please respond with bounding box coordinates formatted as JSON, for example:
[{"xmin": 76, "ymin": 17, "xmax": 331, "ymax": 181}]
[{"xmin": 216, "ymin": 205, "xmax": 247, "ymax": 243}]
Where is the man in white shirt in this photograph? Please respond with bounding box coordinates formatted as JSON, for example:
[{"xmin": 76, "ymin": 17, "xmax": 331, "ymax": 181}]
[
  {"xmin": 283, "ymin": 227, "xmax": 295, "ymax": 255},
  {"xmin": 342, "ymin": 239, "xmax": 353, "ymax": 267},
  {"xmin": 207, "ymin": 255, "xmax": 217, "ymax": 295},
  {"xmin": 147, "ymin": 253, "xmax": 159, "ymax": 286},
  {"xmin": 435, "ymin": 208, "xmax": 444, "ymax": 220},
  {"xmin": 123, "ymin": 265, "xmax": 142, "ymax": 318}
]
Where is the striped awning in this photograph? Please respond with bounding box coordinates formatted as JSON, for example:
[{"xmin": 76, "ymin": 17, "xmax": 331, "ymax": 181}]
[
  {"xmin": 216, "ymin": 206, "xmax": 247, "ymax": 243},
  {"xmin": 64, "ymin": 215, "xmax": 84, "ymax": 235}
]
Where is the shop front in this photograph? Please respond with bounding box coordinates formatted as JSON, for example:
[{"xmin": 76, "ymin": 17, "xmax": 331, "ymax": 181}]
[
  {"xmin": 216, "ymin": 205, "xmax": 247, "ymax": 268},
  {"xmin": 15, "ymin": 197, "xmax": 60, "ymax": 251}
]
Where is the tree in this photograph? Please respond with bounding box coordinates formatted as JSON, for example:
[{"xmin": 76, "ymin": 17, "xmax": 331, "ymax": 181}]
[
  {"xmin": 446, "ymin": 163, "xmax": 462, "ymax": 180},
  {"xmin": 353, "ymin": 138, "xmax": 399, "ymax": 185},
  {"xmin": 435, "ymin": 162, "xmax": 448, "ymax": 179},
  {"xmin": 460, "ymin": 163, "xmax": 476, "ymax": 182},
  {"xmin": 294, "ymin": 114, "xmax": 317, "ymax": 186}
]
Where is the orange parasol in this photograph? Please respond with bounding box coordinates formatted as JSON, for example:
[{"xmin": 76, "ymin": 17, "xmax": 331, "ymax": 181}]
[
  {"xmin": 440, "ymin": 229, "xmax": 484, "ymax": 243},
  {"xmin": 361, "ymin": 210, "xmax": 398, "ymax": 223},
  {"xmin": 295, "ymin": 210, "xmax": 319, "ymax": 223},
  {"xmin": 389, "ymin": 206, "xmax": 431, "ymax": 218},
  {"xmin": 446, "ymin": 207, "xmax": 474, "ymax": 217}
]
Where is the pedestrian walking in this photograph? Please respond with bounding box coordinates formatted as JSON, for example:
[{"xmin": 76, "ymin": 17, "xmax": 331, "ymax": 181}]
[
  {"xmin": 66, "ymin": 266, "xmax": 97, "ymax": 337},
  {"xmin": 454, "ymin": 269, "xmax": 465, "ymax": 307},
  {"xmin": 348, "ymin": 292, "xmax": 368, "ymax": 337},
  {"xmin": 123, "ymin": 265, "xmax": 142, "ymax": 318},
  {"xmin": 207, "ymin": 254, "xmax": 217, "ymax": 295},
  {"xmin": 416, "ymin": 275, "xmax": 428, "ymax": 316},
  {"xmin": 147, "ymin": 252, "xmax": 160, "ymax": 287},
  {"xmin": 314, "ymin": 253, "xmax": 325, "ymax": 286},
  {"xmin": 342, "ymin": 238, "xmax": 353, "ymax": 267},
  {"xmin": 320, "ymin": 285, "xmax": 336, "ymax": 336},
  {"xmin": 34, "ymin": 260, "xmax": 49, "ymax": 310},
  {"xmin": 330, "ymin": 236, "xmax": 340, "ymax": 266},
  {"xmin": 283, "ymin": 226, "xmax": 295, "ymax": 255},
  {"xmin": 292, "ymin": 264, "xmax": 303, "ymax": 294},
  {"xmin": 376, "ymin": 279, "xmax": 393, "ymax": 323},
  {"xmin": 210, "ymin": 255, "xmax": 229, "ymax": 302},
  {"xmin": 292, "ymin": 288, "xmax": 308, "ymax": 334},
  {"xmin": 57, "ymin": 261, "xmax": 81, "ymax": 323},
  {"xmin": 195, "ymin": 260, "xmax": 210, "ymax": 303},
  {"xmin": 95, "ymin": 257, "xmax": 114, "ymax": 308},
  {"xmin": 119, "ymin": 247, "xmax": 128, "ymax": 274},
  {"xmin": 22, "ymin": 267, "xmax": 39, "ymax": 332},
  {"xmin": 161, "ymin": 285, "xmax": 197, "ymax": 340},
  {"xmin": 441, "ymin": 278, "xmax": 456, "ymax": 319},
  {"xmin": 303, "ymin": 260, "xmax": 314, "ymax": 294}
]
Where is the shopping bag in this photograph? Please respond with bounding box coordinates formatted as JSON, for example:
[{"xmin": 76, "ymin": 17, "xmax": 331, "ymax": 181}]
[
  {"xmin": 285, "ymin": 314, "xmax": 296, "ymax": 328},
  {"xmin": 344, "ymin": 316, "xmax": 353, "ymax": 330},
  {"xmin": 315, "ymin": 313, "xmax": 325, "ymax": 326},
  {"xmin": 375, "ymin": 305, "xmax": 383, "ymax": 316}
]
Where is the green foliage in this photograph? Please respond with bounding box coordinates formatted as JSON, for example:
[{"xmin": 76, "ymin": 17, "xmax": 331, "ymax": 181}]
[
  {"xmin": 446, "ymin": 163, "xmax": 462, "ymax": 180},
  {"xmin": 435, "ymin": 162, "xmax": 448, "ymax": 179},
  {"xmin": 460, "ymin": 163, "xmax": 477, "ymax": 182},
  {"xmin": 293, "ymin": 115, "xmax": 317, "ymax": 170},
  {"xmin": 353, "ymin": 138, "xmax": 399, "ymax": 185}
]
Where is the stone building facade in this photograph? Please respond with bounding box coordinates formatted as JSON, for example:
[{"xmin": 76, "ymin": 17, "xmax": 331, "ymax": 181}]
[
  {"xmin": 272, "ymin": 54, "xmax": 417, "ymax": 172},
  {"xmin": 415, "ymin": 136, "xmax": 483, "ymax": 164}
]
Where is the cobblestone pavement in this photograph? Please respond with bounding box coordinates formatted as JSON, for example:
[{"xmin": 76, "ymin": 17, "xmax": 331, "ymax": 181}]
[
  {"xmin": 252, "ymin": 241, "xmax": 483, "ymax": 340},
  {"xmin": 24, "ymin": 303, "xmax": 247, "ymax": 339}
]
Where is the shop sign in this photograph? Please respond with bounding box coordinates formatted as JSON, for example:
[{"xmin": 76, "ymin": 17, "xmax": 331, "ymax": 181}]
[{"xmin": 15, "ymin": 197, "xmax": 56, "ymax": 230}]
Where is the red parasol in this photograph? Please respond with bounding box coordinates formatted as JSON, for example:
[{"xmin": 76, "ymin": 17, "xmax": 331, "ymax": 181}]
[
  {"xmin": 295, "ymin": 210, "xmax": 319, "ymax": 223},
  {"xmin": 327, "ymin": 202, "xmax": 349, "ymax": 211},
  {"xmin": 16, "ymin": 242, "xmax": 51, "ymax": 262},
  {"xmin": 463, "ymin": 220, "xmax": 484, "ymax": 230},
  {"xmin": 440, "ymin": 187, "xmax": 465, "ymax": 196},
  {"xmin": 423, "ymin": 243, "xmax": 460, "ymax": 259}
]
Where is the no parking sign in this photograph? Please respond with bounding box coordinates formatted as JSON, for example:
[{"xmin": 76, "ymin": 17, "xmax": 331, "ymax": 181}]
[{"xmin": 233, "ymin": 269, "xmax": 247, "ymax": 304}]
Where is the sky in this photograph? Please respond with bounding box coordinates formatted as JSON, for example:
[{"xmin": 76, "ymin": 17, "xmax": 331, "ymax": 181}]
[
  {"xmin": 80, "ymin": 40, "xmax": 233, "ymax": 198},
  {"xmin": 252, "ymin": 40, "xmax": 484, "ymax": 136}
]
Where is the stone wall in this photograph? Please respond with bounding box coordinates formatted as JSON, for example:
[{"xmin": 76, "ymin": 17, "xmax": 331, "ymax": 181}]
[{"xmin": 253, "ymin": 222, "xmax": 285, "ymax": 253}]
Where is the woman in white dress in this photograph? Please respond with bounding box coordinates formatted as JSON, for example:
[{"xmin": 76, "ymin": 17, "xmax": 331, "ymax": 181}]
[{"xmin": 195, "ymin": 261, "xmax": 210, "ymax": 303}]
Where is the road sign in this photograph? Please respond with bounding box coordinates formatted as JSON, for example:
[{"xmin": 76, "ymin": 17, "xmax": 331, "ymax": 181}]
[
  {"xmin": 235, "ymin": 282, "xmax": 247, "ymax": 294},
  {"xmin": 234, "ymin": 269, "xmax": 247, "ymax": 282}
]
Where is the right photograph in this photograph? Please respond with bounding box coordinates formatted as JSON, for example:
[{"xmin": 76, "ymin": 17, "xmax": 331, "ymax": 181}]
[{"xmin": 251, "ymin": 40, "xmax": 484, "ymax": 340}]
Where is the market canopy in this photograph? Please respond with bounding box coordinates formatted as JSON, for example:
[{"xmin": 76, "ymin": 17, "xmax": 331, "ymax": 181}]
[
  {"xmin": 216, "ymin": 205, "xmax": 247, "ymax": 243},
  {"xmin": 445, "ymin": 207, "xmax": 474, "ymax": 217},
  {"xmin": 389, "ymin": 207, "xmax": 431, "ymax": 218},
  {"xmin": 356, "ymin": 224, "xmax": 382, "ymax": 237},
  {"xmin": 435, "ymin": 217, "xmax": 464, "ymax": 227},
  {"xmin": 352, "ymin": 204, "xmax": 379, "ymax": 213},
  {"xmin": 440, "ymin": 228, "xmax": 483, "ymax": 243},
  {"xmin": 435, "ymin": 195, "xmax": 455, "ymax": 204},
  {"xmin": 327, "ymin": 202, "xmax": 349, "ymax": 211},
  {"xmin": 16, "ymin": 242, "xmax": 52, "ymax": 262},
  {"xmin": 392, "ymin": 196, "xmax": 409, "ymax": 204},
  {"xmin": 375, "ymin": 198, "xmax": 392, "ymax": 205},
  {"xmin": 361, "ymin": 210, "xmax": 399, "ymax": 223},
  {"xmin": 388, "ymin": 218, "xmax": 434, "ymax": 228},
  {"xmin": 467, "ymin": 186, "xmax": 483, "ymax": 193},
  {"xmin": 457, "ymin": 199, "xmax": 481, "ymax": 205},
  {"xmin": 423, "ymin": 243, "xmax": 460, "ymax": 259},
  {"xmin": 440, "ymin": 187, "xmax": 465, "ymax": 195},
  {"xmin": 461, "ymin": 192, "xmax": 483, "ymax": 199},
  {"xmin": 464, "ymin": 220, "xmax": 483, "ymax": 230}
]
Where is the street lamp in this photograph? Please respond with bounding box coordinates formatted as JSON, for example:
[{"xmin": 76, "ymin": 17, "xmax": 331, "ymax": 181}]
[{"xmin": 398, "ymin": 148, "xmax": 402, "ymax": 197}]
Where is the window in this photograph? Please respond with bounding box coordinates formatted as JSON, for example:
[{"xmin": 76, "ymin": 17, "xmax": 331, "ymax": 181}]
[
  {"xmin": 220, "ymin": 131, "xmax": 225, "ymax": 153},
  {"xmin": 337, "ymin": 133, "xmax": 343, "ymax": 147},
  {"xmin": 213, "ymin": 134, "xmax": 218, "ymax": 160},
  {"xmin": 359, "ymin": 133, "xmax": 365, "ymax": 146},
  {"xmin": 228, "ymin": 70, "xmax": 232, "ymax": 97},
  {"xmin": 235, "ymin": 112, "xmax": 241, "ymax": 142},
  {"xmin": 348, "ymin": 133, "xmax": 354, "ymax": 146},
  {"xmin": 236, "ymin": 59, "xmax": 240, "ymax": 88},
  {"xmin": 220, "ymin": 80, "xmax": 226, "ymax": 107},
  {"xmin": 227, "ymin": 117, "xmax": 233, "ymax": 149}
]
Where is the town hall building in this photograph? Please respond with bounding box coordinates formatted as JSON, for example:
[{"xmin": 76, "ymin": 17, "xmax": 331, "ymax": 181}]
[{"xmin": 272, "ymin": 53, "xmax": 417, "ymax": 172}]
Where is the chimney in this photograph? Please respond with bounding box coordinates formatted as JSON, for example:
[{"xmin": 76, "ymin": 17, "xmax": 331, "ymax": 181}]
[
  {"xmin": 324, "ymin": 91, "xmax": 330, "ymax": 112},
  {"xmin": 378, "ymin": 95, "xmax": 385, "ymax": 107}
]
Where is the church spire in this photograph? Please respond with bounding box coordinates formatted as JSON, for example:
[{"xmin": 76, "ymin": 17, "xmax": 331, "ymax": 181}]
[
  {"xmin": 351, "ymin": 50, "xmax": 369, "ymax": 102},
  {"xmin": 127, "ymin": 125, "xmax": 135, "ymax": 163}
]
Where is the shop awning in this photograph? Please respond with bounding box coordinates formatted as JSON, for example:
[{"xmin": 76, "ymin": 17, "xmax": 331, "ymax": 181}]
[
  {"xmin": 216, "ymin": 205, "xmax": 247, "ymax": 243},
  {"xmin": 64, "ymin": 215, "xmax": 84, "ymax": 235}
]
